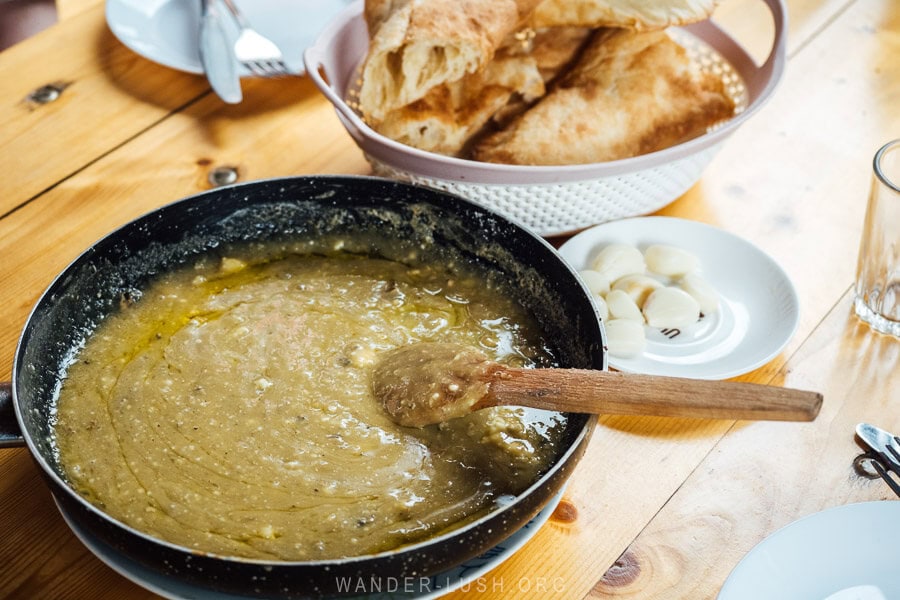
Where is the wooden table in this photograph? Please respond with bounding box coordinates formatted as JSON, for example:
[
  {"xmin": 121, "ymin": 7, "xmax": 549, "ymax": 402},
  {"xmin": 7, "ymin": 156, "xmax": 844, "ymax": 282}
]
[{"xmin": 1, "ymin": 1, "xmax": 898, "ymax": 598}]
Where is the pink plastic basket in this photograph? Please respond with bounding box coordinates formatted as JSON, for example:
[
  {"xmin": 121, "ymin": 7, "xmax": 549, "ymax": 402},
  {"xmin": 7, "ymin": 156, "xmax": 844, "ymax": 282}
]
[{"xmin": 305, "ymin": 0, "xmax": 786, "ymax": 236}]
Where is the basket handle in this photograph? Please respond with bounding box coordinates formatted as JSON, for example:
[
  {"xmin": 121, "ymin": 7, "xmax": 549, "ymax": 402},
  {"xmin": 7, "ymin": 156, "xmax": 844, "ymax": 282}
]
[
  {"xmin": 687, "ymin": 0, "xmax": 787, "ymax": 104},
  {"xmin": 304, "ymin": 57, "xmax": 370, "ymax": 143},
  {"xmin": 303, "ymin": 1, "xmax": 373, "ymax": 144},
  {"xmin": 747, "ymin": 0, "xmax": 787, "ymax": 103}
]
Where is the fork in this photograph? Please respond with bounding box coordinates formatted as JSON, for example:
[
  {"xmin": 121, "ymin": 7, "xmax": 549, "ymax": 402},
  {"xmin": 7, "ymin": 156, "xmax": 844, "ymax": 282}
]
[
  {"xmin": 857, "ymin": 423, "xmax": 900, "ymax": 498},
  {"xmin": 219, "ymin": 0, "xmax": 291, "ymax": 77},
  {"xmin": 871, "ymin": 436, "xmax": 900, "ymax": 497}
]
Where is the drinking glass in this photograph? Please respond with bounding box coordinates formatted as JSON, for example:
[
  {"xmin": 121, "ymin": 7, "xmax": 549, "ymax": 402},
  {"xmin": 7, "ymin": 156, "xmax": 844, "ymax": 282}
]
[{"xmin": 854, "ymin": 139, "xmax": 900, "ymax": 336}]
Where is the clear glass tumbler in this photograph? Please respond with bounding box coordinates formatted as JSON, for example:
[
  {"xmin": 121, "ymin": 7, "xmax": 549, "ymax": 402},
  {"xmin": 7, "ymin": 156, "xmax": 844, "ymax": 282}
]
[{"xmin": 854, "ymin": 139, "xmax": 900, "ymax": 336}]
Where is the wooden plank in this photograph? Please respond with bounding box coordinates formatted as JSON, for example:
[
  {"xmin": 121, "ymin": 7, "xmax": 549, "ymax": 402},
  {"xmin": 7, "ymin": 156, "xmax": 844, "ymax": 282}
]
[
  {"xmin": 587, "ymin": 289, "xmax": 900, "ymax": 599},
  {"xmin": 1, "ymin": 0, "xmax": 850, "ymax": 219},
  {"xmin": 0, "ymin": 74, "xmax": 369, "ymax": 381},
  {"xmin": 443, "ymin": 416, "xmax": 739, "ymax": 599},
  {"xmin": 54, "ymin": 0, "xmax": 103, "ymax": 22},
  {"xmin": 0, "ymin": 1, "xmax": 893, "ymax": 599},
  {"xmin": 0, "ymin": 77, "xmax": 369, "ymax": 599},
  {"xmin": 0, "ymin": 447, "xmax": 159, "ymax": 599},
  {"xmin": 659, "ymin": 0, "xmax": 900, "ymax": 356},
  {"xmin": 581, "ymin": 3, "xmax": 900, "ymax": 595},
  {"xmin": 714, "ymin": 0, "xmax": 856, "ymax": 61},
  {"xmin": 0, "ymin": 4, "xmax": 208, "ymax": 216},
  {"xmin": 444, "ymin": 0, "xmax": 899, "ymax": 597}
]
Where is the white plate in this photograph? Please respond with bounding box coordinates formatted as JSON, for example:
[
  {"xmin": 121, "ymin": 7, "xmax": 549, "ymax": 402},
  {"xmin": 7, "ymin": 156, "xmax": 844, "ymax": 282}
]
[
  {"xmin": 558, "ymin": 217, "xmax": 799, "ymax": 379},
  {"xmin": 105, "ymin": 0, "xmax": 353, "ymax": 76},
  {"xmin": 718, "ymin": 501, "xmax": 900, "ymax": 600},
  {"xmin": 57, "ymin": 488, "xmax": 563, "ymax": 599}
]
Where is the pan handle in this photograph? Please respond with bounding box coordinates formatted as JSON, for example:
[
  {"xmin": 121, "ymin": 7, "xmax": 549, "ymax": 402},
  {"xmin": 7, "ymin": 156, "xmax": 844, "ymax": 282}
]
[{"xmin": 0, "ymin": 382, "xmax": 25, "ymax": 448}]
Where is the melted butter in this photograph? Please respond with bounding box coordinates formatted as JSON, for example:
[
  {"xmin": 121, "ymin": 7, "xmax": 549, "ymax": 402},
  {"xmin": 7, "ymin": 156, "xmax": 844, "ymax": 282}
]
[{"xmin": 54, "ymin": 249, "xmax": 566, "ymax": 560}]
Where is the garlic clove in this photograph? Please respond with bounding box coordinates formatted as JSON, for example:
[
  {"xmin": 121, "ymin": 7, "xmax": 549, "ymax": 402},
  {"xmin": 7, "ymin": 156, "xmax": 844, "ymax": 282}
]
[
  {"xmin": 642, "ymin": 287, "xmax": 701, "ymax": 329},
  {"xmin": 605, "ymin": 319, "xmax": 646, "ymax": 358},
  {"xmin": 606, "ymin": 289, "xmax": 645, "ymax": 322},
  {"xmin": 644, "ymin": 244, "xmax": 700, "ymax": 277},
  {"xmin": 578, "ymin": 269, "xmax": 611, "ymax": 297},
  {"xmin": 611, "ymin": 274, "xmax": 664, "ymax": 308},
  {"xmin": 678, "ymin": 272, "xmax": 719, "ymax": 315},
  {"xmin": 593, "ymin": 294, "xmax": 609, "ymax": 321},
  {"xmin": 590, "ymin": 243, "xmax": 645, "ymax": 282}
]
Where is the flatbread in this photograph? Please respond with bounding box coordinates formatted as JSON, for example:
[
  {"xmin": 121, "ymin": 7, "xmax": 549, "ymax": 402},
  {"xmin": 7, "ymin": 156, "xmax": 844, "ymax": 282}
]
[
  {"xmin": 487, "ymin": 26, "xmax": 593, "ymax": 128},
  {"xmin": 364, "ymin": 0, "xmax": 408, "ymax": 34},
  {"xmin": 529, "ymin": 0, "xmax": 718, "ymax": 30},
  {"xmin": 519, "ymin": 26, "xmax": 594, "ymax": 82},
  {"xmin": 471, "ymin": 28, "xmax": 736, "ymax": 165},
  {"xmin": 372, "ymin": 52, "xmax": 545, "ymax": 156},
  {"xmin": 370, "ymin": 26, "xmax": 591, "ymax": 156},
  {"xmin": 357, "ymin": 0, "xmax": 543, "ymax": 124}
]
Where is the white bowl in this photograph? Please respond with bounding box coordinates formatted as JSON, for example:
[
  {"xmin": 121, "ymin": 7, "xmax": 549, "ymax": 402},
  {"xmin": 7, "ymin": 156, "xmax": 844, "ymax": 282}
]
[{"xmin": 304, "ymin": 0, "xmax": 787, "ymax": 236}]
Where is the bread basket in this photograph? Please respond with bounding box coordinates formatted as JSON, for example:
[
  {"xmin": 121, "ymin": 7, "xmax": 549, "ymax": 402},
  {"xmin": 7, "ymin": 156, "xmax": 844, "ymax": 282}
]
[{"xmin": 304, "ymin": 0, "xmax": 787, "ymax": 236}]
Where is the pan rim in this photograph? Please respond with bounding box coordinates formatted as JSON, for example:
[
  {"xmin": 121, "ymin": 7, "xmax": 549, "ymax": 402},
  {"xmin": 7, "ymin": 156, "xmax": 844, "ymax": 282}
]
[{"xmin": 12, "ymin": 174, "xmax": 606, "ymax": 571}]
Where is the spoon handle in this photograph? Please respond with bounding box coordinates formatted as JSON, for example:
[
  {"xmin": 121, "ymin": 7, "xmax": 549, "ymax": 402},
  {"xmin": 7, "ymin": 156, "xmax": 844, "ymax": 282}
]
[{"xmin": 482, "ymin": 369, "xmax": 822, "ymax": 422}]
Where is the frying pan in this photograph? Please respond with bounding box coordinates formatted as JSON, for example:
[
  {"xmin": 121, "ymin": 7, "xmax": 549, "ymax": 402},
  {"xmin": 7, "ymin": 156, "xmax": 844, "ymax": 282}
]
[{"xmin": 0, "ymin": 176, "xmax": 605, "ymax": 598}]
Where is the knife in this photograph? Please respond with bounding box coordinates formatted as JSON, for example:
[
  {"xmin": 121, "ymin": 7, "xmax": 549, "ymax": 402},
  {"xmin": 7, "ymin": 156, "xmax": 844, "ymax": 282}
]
[
  {"xmin": 199, "ymin": 0, "xmax": 242, "ymax": 104},
  {"xmin": 856, "ymin": 422, "xmax": 900, "ymax": 497}
]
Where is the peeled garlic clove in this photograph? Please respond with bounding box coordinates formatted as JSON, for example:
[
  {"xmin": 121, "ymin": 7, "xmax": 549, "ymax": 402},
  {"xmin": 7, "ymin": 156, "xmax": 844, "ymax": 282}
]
[
  {"xmin": 642, "ymin": 287, "xmax": 701, "ymax": 329},
  {"xmin": 644, "ymin": 244, "xmax": 700, "ymax": 277},
  {"xmin": 606, "ymin": 289, "xmax": 644, "ymax": 322},
  {"xmin": 605, "ymin": 319, "xmax": 646, "ymax": 358},
  {"xmin": 611, "ymin": 274, "xmax": 664, "ymax": 308},
  {"xmin": 590, "ymin": 244, "xmax": 645, "ymax": 282},
  {"xmin": 593, "ymin": 294, "xmax": 609, "ymax": 321},
  {"xmin": 578, "ymin": 269, "xmax": 611, "ymax": 297},
  {"xmin": 679, "ymin": 272, "xmax": 719, "ymax": 315}
]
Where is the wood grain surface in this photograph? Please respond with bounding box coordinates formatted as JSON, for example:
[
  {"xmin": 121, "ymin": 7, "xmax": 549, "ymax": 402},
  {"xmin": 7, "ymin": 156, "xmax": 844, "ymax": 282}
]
[{"xmin": 0, "ymin": 0, "xmax": 898, "ymax": 599}]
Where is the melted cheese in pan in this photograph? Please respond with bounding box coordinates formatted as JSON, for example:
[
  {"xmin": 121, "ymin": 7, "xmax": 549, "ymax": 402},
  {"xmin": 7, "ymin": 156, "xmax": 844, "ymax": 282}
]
[{"xmin": 54, "ymin": 245, "xmax": 565, "ymax": 560}]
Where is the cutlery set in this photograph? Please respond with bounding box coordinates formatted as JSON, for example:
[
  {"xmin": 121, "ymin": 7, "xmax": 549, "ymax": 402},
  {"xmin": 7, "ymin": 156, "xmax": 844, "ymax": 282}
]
[
  {"xmin": 856, "ymin": 422, "xmax": 900, "ymax": 498},
  {"xmin": 199, "ymin": 0, "xmax": 290, "ymax": 103}
]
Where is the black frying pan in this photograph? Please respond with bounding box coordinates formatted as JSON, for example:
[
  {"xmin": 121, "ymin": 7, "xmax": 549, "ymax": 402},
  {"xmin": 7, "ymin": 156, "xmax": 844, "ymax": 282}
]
[{"xmin": 0, "ymin": 176, "xmax": 605, "ymax": 598}]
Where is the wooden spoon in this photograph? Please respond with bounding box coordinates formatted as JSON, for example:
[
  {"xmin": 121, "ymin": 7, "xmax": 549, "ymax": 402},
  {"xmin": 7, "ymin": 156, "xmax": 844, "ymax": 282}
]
[{"xmin": 371, "ymin": 342, "xmax": 823, "ymax": 427}]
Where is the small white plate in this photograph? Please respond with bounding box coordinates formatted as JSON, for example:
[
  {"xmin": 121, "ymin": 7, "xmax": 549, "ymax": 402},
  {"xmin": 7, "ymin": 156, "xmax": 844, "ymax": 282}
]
[
  {"xmin": 105, "ymin": 0, "xmax": 353, "ymax": 76},
  {"xmin": 718, "ymin": 501, "xmax": 900, "ymax": 600},
  {"xmin": 57, "ymin": 488, "xmax": 563, "ymax": 599},
  {"xmin": 558, "ymin": 217, "xmax": 799, "ymax": 379}
]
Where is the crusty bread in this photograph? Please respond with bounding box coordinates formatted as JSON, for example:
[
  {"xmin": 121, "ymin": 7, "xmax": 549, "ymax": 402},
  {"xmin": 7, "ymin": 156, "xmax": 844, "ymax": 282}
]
[
  {"xmin": 364, "ymin": 0, "xmax": 408, "ymax": 34},
  {"xmin": 487, "ymin": 26, "xmax": 593, "ymax": 128},
  {"xmin": 358, "ymin": 0, "xmax": 543, "ymax": 124},
  {"xmin": 371, "ymin": 26, "xmax": 592, "ymax": 155},
  {"xmin": 529, "ymin": 26, "xmax": 594, "ymax": 82},
  {"xmin": 529, "ymin": 0, "xmax": 718, "ymax": 30},
  {"xmin": 471, "ymin": 28, "xmax": 736, "ymax": 165},
  {"xmin": 373, "ymin": 52, "xmax": 545, "ymax": 156}
]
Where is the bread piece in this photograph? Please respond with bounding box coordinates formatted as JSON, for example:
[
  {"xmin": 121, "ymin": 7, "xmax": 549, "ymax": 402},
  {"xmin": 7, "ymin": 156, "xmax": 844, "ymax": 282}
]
[
  {"xmin": 488, "ymin": 26, "xmax": 593, "ymax": 128},
  {"xmin": 471, "ymin": 28, "xmax": 736, "ymax": 165},
  {"xmin": 373, "ymin": 52, "xmax": 545, "ymax": 156},
  {"xmin": 531, "ymin": 26, "xmax": 594, "ymax": 82},
  {"xmin": 364, "ymin": 0, "xmax": 408, "ymax": 34},
  {"xmin": 529, "ymin": 0, "xmax": 718, "ymax": 31},
  {"xmin": 358, "ymin": 0, "xmax": 543, "ymax": 123},
  {"xmin": 371, "ymin": 26, "xmax": 589, "ymax": 155}
]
